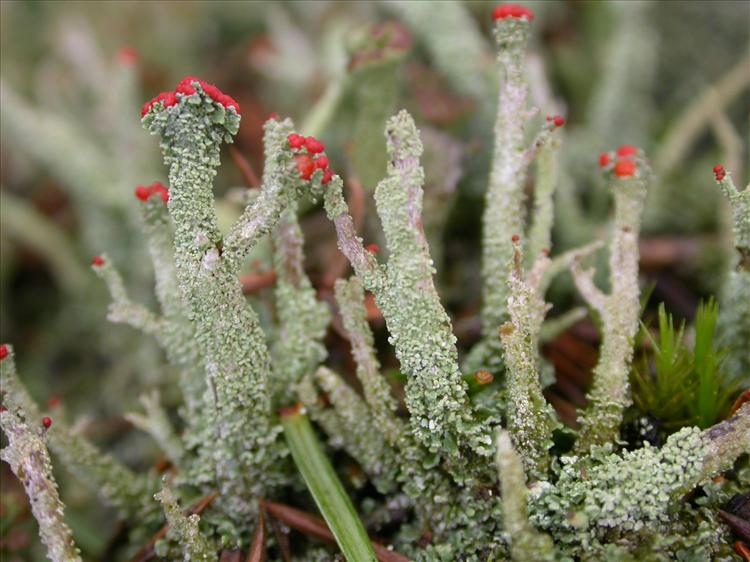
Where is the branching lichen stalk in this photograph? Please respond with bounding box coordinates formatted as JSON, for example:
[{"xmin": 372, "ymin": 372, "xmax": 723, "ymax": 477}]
[
  {"xmin": 1, "ymin": 408, "xmax": 82, "ymax": 562},
  {"xmin": 306, "ymin": 366, "xmax": 400, "ymax": 494},
  {"xmin": 323, "ymin": 111, "xmax": 492, "ymax": 478},
  {"xmin": 272, "ymin": 203, "xmax": 330, "ymax": 403},
  {"xmin": 500, "ymin": 243, "xmax": 559, "ymax": 477},
  {"xmin": 481, "ymin": 16, "xmax": 533, "ymax": 342},
  {"xmin": 572, "ymin": 168, "xmax": 648, "ymax": 452},
  {"xmin": 155, "ymin": 478, "xmax": 214, "ymax": 561},
  {"xmin": 143, "ymin": 80, "xmax": 294, "ymax": 518},
  {"xmin": 334, "ymin": 276, "xmax": 404, "ymax": 445},
  {"xmin": 0, "ymin": 345, "xmax": 155, "ymax": 519},
  {"xmin": 125, "ymin": 391, "xmax": 184, "ymax": 465},
  {"xmin": 715, "ymin": 171, "xmax": 750, "ymax": 384}
]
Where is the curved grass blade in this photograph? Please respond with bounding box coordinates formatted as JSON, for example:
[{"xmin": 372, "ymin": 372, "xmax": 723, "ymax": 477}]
[{"xmin": 280, "ymin": 405, "xmax": 377, "ymax": 562}]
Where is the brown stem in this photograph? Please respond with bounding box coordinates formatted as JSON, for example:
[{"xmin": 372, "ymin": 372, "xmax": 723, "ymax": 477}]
[
  {"xmin": 246, "ymin": 510, "xmax": 267, "ymax": 562},
  {"xmin": 240, "ymin": 270, "xmax": 277, "ymax": 294},
  {"xmin": 229, "ymin": 145, "xmax": 261, "ymax": 188},
  {"xmin": 259, "ymin": 500, "xmax": 411, "ymax": 562}
]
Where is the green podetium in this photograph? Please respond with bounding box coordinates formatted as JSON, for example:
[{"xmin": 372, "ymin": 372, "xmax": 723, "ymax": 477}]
[
  {"xmin": 714, "ymin": 166, "xmax": 750, "ymax": 385},
  {"xmin": 323, "ymin": 110, "xmax": 493, "ymax": 480},
  {"xmin": 142, "ymin": 77, "xmax": 311, "ymax": 519},
  {"xmin": 1, "ymin": 407, "xmax": 82, "ymax": 562},
  {"xmin": 570, "ymin": 149, "xmax": 649, "ymax": 452}
]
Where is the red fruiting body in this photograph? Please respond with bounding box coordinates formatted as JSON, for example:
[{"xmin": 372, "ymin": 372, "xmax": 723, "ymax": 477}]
[
  {"xmin": 616, "ymin": 145, "xmax": 638, "ymax": 158},
  {"xmin": 322, "ymin": 170, "xmax": 334, "ymax": 185},
  {"xmin": 92, "ymin": 256, "xmax": 105, "ymax": 267},
  {"xmin": 713, "ymin": 165, "xmax": 726, "ymax": 182},
  {"xmin": 614, "ymin": 159, "xmax": 637, "ymax": 178},
  {"xmin": 296, "ymin": 155, "xmax": 316, "ymax": 181},
  {"xmin": 553, "ymin": 116, "xmax": 565, "ymax": 127},
  {"xmin": 599, "ymin": 152, "xmax": 611, "ymax": 168},
  {"xmin": 314, "ymin": 156, "xmax": 329, "ymax": 170},
  {"xmin": 135, "ymin": 183, "xmax": 169, "ymax": 203},
  {"xmin": 117, "ymin": 46, "xmax": 139, "ymax": 66},
  {"xmin": 305, "ymin": 136, "xmax": 325, "ymax": 154},
  {"xmin": 151, "ymin": 182, "xmax": 169, "ymax": 203},
  {"xmin": 0, "ymin": 406, "xmax": 7, "ymax": 413},
  {"xmin": 365, "ymin": 243, "xmax": 380, "ymax": 254},
  {"xmin": 140, "ymin": 91, "xmax": 177, "ymax": 117},
  {"xmin": 0, "ymin": 344, "xmax": 8, "ymax": 360},
  {"xmin": 492, "ymin": 4, "xmax": 535, "ymax": 22},
  {"xmin": 542, "ymin": 248, "xmax": 550, "ymax": 256},
  {"xmin": 143, "ymin": 76, "xmax": 240, "ymax": 118},
  {"xmin": 288, "ymin": 134, "xmax": 305, "ymax": 149},
  {"xmin": 511, "ymin": 234, "xmax": 521, "ymax": 243},
  {"xmin": 176, "ymin": 76, "xmax": 199, "ymax": 96},
  {"xmin": 134, "ymin": 185, "xmax": 150, "ymax": 201},
  {"xmin": 42, "ymin": 417, "xmax": 53, "ymax": 429},
  {"xmin": 47, "ymin": 396, "xmax": 62, "ymax": 408},
  {"xmin": 268, "ymin": 112, "xmax": 280, "ymax": 121}
]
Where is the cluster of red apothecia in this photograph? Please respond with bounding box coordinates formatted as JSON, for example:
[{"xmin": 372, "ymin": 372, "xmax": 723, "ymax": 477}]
[
  {"xmin": 141, "ymin": 76, "xmax": 241, "ymax": 118},
  {"xmin": 713, "ymin": 165, "xmax": 726, "ymax": 182},
  {"xmin": 134, "ymin": 181, "xmax": 169, "ymax": 203},
  {"xmin": 0, "ymin": 345, "xmax": 53, "ymax": 429},
  {"xmin": 546, "ymin": 115, "xmax": 566, "ymax": 128},
  {"xmin": 492, "ymin": 4, "xmax": 535, "ymax": 21},
  {"xmin": 287, "ymin": 134, "xmax": 334, "ymax": 185},
  {"xmin": 599, "ymin": 145, "xmax": 639, "ymax": 178}
]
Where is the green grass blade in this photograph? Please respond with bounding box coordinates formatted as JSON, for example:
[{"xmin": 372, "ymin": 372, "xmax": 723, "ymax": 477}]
[{"xmin": 281, "ymin": 406, "xmax": 378, "ymax": 562}]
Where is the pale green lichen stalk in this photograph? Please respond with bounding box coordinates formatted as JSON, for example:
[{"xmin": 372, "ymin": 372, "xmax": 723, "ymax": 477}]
[
  {"xmin": 571, "ymin": 160, "xmax": 649, "ymax": 452},
  {"xmin": 715, "ymin": 169, "xmax": 750, "ymax": 384},
  {"xmin": 155, "ymin": 478, "xmax": 214, "ymax": 562},
  {"xmin": 334, "ymin": 277, "xmax": 404, "ymax": 445},
  {"xmin": 139, "ymin": 191, "xmax": 206, "ymax": 422},
  {"xmin": 495, "ymin": 430, "xmax": 555, "ymax": 561},
  {"xmin": 499, "ymin": 242, "xmax": 559, "ymax": 477},
  {"xmin": 0, "ymin": 408, "xmax": 82, "ymax": 562},
  {"xmin": 525, "ymin": 141, "xmax": 560, "ymax": 269},
  {"xmin": 328, "ymin": 276, "xmax": 469, "ymax": 549},
  {"xmin": 0, "ymin": 345, "xmax": 156, "ymax": 520},
  {"xmin": 142, "ymin": 81, "xmax": 299, "ymax": 519},
  {"xmin": 480, "ymin": 14, "xmax": 533, "ymax": 346},
  {"xmin": 299, "ymin": 366, "xmax": 400, "ymax": 494},
  {"xmin": 323, "ymin": 110, "xmax": 492, "ymax": 477},
  {"xmin": 124, "ymin": 391, "xmax": 184, "ymax": 466},
  {"xmin": 271, "ymin": 204, "xmax": 330, "ymax": 404},
  {"xmin": 472, "ymin": 13, "xmax": 564, "ymax": 374},
  {"xmin": 94, "ymin": 193, "xmax": 205, "ymax": 428}
]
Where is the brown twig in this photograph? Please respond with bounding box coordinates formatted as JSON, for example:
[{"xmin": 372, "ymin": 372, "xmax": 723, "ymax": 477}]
[
  {"xmin": 260, "ymin": 499, "xmax": 411, "ymax": 562},
  {"xmin": 266, "ymin": 511, "xmax": 292, "ymax": 562},
  {"xmin": 734, "ymin": 541, "xmax": 750, "ymax": 562},
  {"xmin": 220, "ymin": 551, "xmax": 243, "ymax": 562},
  {"xmin": 720, "ymin": 510, "xmax": 750, "ymax": 543},
  {"xmin": 229, "ymin": 145, "xmax": 261, "ymax": 188},
  {"xmin": 246, "ymin": 509, "xmax": 267, "ymax": 562},
  {"xmin": 127, "ymin": 492, "xmax": 219, "ymax": 562},
  {"xmin": 729, "ymin": 389, "xmax": 750, "ymax": 417},
  {"xmin": 241, "ymin": 270, "xmax": 277, "ymax": 294}
]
